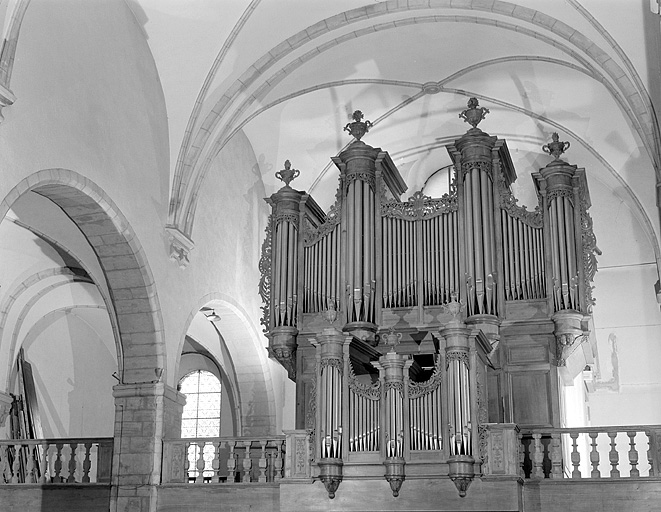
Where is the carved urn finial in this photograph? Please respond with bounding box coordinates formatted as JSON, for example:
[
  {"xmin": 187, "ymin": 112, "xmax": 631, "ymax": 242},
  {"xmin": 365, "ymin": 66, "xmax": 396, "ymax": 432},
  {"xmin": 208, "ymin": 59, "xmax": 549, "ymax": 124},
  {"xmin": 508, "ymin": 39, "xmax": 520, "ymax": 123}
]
[
  {"xmin": 381, "ymin": 327, "xmax": 402, "ymax": 352},
  {"xmin": 344, "ymin": 110, "xmax": 372, "ymax": 141},
  {"xmin": 275, "ymin": 160, "xmax": 300, "ymax": 187},
  {"xmin": 542, "ymin": 132, "xmax": 570, "ymax": 160},
  {"xmin": 459, "ymin": 97, "xmax": 489, "ymax": 129}
]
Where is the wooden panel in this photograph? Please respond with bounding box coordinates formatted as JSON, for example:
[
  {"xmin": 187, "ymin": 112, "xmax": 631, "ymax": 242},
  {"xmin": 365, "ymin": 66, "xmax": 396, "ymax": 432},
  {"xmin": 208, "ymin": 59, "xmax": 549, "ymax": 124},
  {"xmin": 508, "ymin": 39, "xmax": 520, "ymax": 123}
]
[
  {"xmin": 507, "ymin": 344, "xmax": 549, "ymax": 365},
  {"xmin": 523, "ymin": 479, "xmax": 661, "ymax": 512},
  {"xmin": 487, "ymin": 370, "xmax": 504, "ymax": 423},
  {"xmin": 0, "ymin": 485, "xmax": 110, "ymax": 512},
  {"xmin": 510, "ymin": 371, "xmax": 553, "ymax": 427},
  {"xmin": 158, "ymin": 485, "xmax": 280, "ymax": 512}
]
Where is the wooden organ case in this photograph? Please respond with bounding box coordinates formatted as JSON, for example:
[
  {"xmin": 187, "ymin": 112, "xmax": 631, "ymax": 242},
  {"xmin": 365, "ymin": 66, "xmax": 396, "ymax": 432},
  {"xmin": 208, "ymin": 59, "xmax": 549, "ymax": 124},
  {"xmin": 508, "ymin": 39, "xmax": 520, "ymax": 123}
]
[{"xmin": 258, "ymin": 100, "xmax": 599, "ymax": 498}]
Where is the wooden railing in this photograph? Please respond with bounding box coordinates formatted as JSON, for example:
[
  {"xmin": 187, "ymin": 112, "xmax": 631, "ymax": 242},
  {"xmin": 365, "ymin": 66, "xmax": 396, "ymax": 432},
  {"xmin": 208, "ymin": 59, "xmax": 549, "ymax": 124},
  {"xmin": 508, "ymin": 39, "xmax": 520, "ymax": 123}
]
[
  {"xmin": 162, "ymin": 436, "xmax": 286, "ymax": 484},
  {"xmin": 519, "ymin": 426, "xmax": 661, "ymax": 479},
  {"xmin": 0, "ymin": 438, "xmax": 112, "ymax": 484}
]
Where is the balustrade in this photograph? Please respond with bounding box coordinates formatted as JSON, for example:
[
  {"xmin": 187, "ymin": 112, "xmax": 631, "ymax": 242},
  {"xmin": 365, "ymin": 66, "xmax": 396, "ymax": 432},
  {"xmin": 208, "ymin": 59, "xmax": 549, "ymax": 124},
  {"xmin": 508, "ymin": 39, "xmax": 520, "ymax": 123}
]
[
  {"xmin": 162, "ymin": 436, "xmax": 285, "ymax": 484},
  {"xmin": 0, "ymin": 438, "xmax": 112, "ymax": 484},
  {"xmin": 518, "ymin": 426, "xmax": 661, "ymax": 479}
]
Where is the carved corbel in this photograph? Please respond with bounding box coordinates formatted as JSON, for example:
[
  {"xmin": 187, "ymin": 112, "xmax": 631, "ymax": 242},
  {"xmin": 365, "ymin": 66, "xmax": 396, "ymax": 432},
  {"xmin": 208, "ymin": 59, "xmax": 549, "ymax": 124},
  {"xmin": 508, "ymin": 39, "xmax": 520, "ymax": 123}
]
[
  {"xmin": 384, "ymin": 457, "xmax": 406, "ymax": 497},
  {"xmin": 165, "ymin": 225, "xmax": 195, "ymax": 268},
  {"xmin": 165, "ymin": 226, "xmax": 195, "ymax": 268},
  {"xmin": 448, "ymin": 455, "xmax": 475, "ymax": 497},
  {"xmin": 269, "ymin": 326, "xmax": 298, "ymax": 381},
  {"xmin": 554, "ymin": 332, "xmax": 587, "ymax": 367},
  {"xmin": 318, "ymin": 459, "xmax": 342, "ymax": 499}
]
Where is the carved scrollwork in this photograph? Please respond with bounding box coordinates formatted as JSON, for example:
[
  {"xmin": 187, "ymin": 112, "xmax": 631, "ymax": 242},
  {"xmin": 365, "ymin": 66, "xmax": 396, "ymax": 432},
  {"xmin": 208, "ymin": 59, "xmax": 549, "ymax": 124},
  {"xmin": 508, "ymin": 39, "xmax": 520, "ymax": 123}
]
[
  {"xmin": 446, "ymin": 350, "xmax": 470, "ymax": 370},
  {"xmin": 258, "ymin": 217, "xmax": 272, "ymax": 333},
  {"xmin": 382, "ymin": 188, "xmax": 458, "ymax": 221},
  {"xmin": 408, "ymin": 354, "xmax": 443, "ymax": 399},
  {"xmin": 496, "ymin": 170, "xmax": 543, "ymax": 228},
  {"xmin": 579, "ymin": 181, "xmax": 600, "ymax": 312},
  {"xmin": 476, "ymin": 367, "xmax": 489, "ymax": 464},
  {"xmin": 302, "ymin": 176, "xmax": 343, "ymax": 247},
  {"xmin": 348, "ymin": 361, "xmax": 381, "ymax": 399}
]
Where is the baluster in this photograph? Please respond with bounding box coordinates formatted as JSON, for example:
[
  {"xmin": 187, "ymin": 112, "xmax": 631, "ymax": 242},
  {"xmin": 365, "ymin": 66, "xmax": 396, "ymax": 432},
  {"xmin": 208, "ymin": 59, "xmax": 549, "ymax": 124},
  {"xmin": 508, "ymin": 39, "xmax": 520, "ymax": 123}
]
[
  {"xmin": 195, "ymin": 441, "xmax": 205, "ymax": 483},
  {"xmin": 273, "ymin": 440, "xmax": 284, "ymax": 481},
  {"xmin": 242, "ymin": 441, "xmax": 252, "ymax": 482},
  {"xmin": 184, "ymin": 442, "xmax": 191, "ymax": 482},
  {"xmin": 607, "ymin": 431, "xmax": 620, "ymax": 478},
  {"xmin": 67, "ymin": 442, "xmax": 78, "ymax": 483},
  {"xmin": 25, "ymin": 443, "xmax": 35, "ymax": 483},
  {"xmin": 11, "ymin": 443, "xmax": 21, "ymax": 483},
  {"xmin": 39, "ymin": 441, "xmax": 49, "ymax": 483},
  {"xmin": 0, "ymin": 444, "xmax": 8, "ymax": 483},
  {"xmin": 550, "ymin": 433, "xmax": 563, "ymax": 478},
  {"xmin": 647, "ymin": 431, "xmax": 654, "ymax": 477},
  {"xmin": 627, "ymin": 431, "xmax": 639, "ymax": 477},
  {"xmin": 227, "ymin": 441, "xmax": 237, "ymax": 482},
  {"xmin": 531, "ymin": 434, "xmax": 543, "ymax": 478},
  {"xmin": 53, "ymin": 443, "xmax": 63, "ymax": 483},
  {"xmin": 213, "ymin": 441, "xmax": 222, "ymax": 483},
  {"xmin": 258, "ymin": 440, "xmax": 268, "ymax": 483},
  {"xmin": 518, "ymin": 433, "xmax": 525, "ymax": 478},
  {"xmin": 82, "ymin": 442, "xmax": 93, "ymax": 483},
  {"xmin": 589, "ymin": 432, "xmax": 600, "ymax": 478},
  {"xmin": 570, "ymin": 432, "xmax": 581, "ymax": 478}
]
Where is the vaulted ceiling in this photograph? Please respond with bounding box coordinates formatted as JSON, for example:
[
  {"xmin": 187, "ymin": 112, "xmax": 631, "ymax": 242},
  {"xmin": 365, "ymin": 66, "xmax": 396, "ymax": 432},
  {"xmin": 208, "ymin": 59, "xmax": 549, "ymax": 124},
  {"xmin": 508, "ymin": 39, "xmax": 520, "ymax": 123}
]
[{"xmin": 130, "ymin": 0, "xmax": 661, "ymax": 277}]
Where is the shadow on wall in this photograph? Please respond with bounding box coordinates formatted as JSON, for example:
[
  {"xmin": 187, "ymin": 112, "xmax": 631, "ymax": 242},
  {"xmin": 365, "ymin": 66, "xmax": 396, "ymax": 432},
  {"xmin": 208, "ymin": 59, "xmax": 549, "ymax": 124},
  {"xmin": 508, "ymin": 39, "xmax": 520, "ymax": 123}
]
[{"xmin": 21, "ymin": 308, "xmax": 116, "ymax": 438}]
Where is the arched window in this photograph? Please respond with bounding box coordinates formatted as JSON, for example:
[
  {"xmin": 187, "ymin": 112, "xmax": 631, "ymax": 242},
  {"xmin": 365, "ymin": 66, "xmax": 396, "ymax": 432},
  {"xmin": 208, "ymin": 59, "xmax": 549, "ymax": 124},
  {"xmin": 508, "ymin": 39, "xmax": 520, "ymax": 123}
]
[
  {"xmin": 179, "ymin": 369, "xmax": 222, "ymax": 438},
  {"xmin": 179, "ymin": 370, "xmax": 222, "ymax": 481}
]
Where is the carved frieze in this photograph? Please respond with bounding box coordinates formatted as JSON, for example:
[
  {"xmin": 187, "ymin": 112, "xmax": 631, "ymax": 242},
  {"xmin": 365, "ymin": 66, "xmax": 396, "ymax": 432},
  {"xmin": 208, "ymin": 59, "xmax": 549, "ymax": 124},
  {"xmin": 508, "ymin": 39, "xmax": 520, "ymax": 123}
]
[
  {"xmin": 446, "ymin": 350, "xmax": 470, "ymax": 370},
  {"xmin": 320, "ymin": 357, "xmax": 343, "ymax": 374},
  {"xmin": 382, "ymin": 189, "xmax": 457, "ymax": 221},
  {"xmin": 461, "ymin": 160, "xmax": 492, "ymax": 181}
]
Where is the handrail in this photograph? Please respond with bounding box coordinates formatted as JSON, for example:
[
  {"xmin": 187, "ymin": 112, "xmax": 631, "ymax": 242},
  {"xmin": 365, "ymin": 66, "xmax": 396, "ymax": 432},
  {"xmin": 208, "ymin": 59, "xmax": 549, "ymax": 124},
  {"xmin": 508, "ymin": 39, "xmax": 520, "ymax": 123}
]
[
  {"xmin": 162, "ymin": 436, "xmax": 287, "ymax": 484},
  {"xmin": 519, "ymin": 425, "xmax": 661, "ymax": 479},
  {"xmin": 0, "ymin": 437, "xmax": 113, "ymax": 484}
]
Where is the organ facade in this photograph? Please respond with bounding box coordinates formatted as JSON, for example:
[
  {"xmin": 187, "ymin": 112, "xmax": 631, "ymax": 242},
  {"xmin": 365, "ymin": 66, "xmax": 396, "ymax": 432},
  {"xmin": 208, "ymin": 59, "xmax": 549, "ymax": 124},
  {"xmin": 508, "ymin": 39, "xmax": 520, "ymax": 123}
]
[{"xmin": 259, "ymin": 99, "xmax": 600, "ymax": 498}]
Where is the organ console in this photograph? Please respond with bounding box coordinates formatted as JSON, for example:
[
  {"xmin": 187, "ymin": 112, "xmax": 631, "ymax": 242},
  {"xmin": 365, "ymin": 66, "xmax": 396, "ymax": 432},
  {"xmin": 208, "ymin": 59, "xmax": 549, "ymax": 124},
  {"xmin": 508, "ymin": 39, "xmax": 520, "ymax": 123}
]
[{"xmin": 258, "ymin": 99, "xmax": 599, "ymax": 498}]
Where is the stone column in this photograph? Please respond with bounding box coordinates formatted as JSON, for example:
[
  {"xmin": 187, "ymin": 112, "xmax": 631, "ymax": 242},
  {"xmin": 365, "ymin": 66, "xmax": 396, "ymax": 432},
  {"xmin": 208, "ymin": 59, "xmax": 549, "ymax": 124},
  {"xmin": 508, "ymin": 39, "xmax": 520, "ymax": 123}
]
[{"xmin": 110, "ymin": 382, "xmax": 185, "ymax": 512}]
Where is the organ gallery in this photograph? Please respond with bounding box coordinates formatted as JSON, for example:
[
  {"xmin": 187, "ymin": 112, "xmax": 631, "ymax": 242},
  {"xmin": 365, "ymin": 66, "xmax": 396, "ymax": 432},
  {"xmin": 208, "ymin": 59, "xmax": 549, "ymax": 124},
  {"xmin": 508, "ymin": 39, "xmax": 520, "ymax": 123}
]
[{"xmin": 259, "ymin": 99, "xmax": 600, "ymax": 497}]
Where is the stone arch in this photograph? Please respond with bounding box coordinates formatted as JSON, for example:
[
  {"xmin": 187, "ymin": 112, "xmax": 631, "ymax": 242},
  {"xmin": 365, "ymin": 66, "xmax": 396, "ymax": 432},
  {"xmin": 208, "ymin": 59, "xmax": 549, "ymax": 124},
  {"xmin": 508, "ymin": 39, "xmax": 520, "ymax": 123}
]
[
  {"xmin": 0, "ymin": 169, "xmax": 166, "ymax": 384},
  {"xmin": 176, "ymin": 292, "xmax": 277, "ymax": 436}
]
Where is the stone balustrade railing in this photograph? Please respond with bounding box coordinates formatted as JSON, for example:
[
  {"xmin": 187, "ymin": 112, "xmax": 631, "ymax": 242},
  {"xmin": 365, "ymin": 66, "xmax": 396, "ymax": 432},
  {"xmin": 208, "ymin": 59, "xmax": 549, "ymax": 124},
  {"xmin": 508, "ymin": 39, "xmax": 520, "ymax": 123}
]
[
  {"xmin": 518, "ymin": 426, "xmax": 661, "ymax": 479},
  {"xmin": 162, "ymin": 435, "xmax": 294, "ymax": 484},
  {"xmin": 0, "ymin": 438, "xmax": 113, "ymax": 484}
]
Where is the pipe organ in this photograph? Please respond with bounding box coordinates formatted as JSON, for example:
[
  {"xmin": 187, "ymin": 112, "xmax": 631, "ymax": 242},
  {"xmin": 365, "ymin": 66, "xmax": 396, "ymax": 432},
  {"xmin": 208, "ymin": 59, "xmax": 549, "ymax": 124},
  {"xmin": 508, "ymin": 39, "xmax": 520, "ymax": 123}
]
[{"xmin": 259, "ymin": 99, "xmax": 599, "ymax": 498}]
